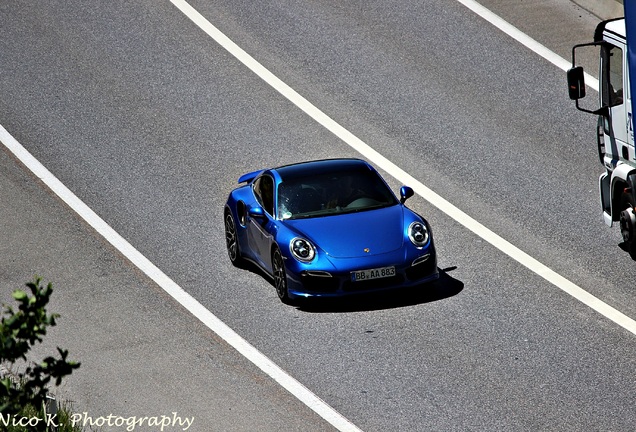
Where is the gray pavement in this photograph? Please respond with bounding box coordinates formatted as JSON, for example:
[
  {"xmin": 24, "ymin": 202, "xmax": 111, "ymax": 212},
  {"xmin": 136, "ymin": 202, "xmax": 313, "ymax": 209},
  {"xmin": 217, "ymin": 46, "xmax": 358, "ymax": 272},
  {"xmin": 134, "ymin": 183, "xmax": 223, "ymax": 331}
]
[
  {"xmin": 573, "ymin": 0, "xmax": 623, "ymax": 20},
  {"xmin": 476, "ymin": 0, "xmax": 606, "ymax": 78},
  {"xmin": 0, "ymin": 1, "xmax": 631, "ymax": 431},
  {"xmin": 0, "ymin": 147, "xmax": 335, "ymax": 431}
]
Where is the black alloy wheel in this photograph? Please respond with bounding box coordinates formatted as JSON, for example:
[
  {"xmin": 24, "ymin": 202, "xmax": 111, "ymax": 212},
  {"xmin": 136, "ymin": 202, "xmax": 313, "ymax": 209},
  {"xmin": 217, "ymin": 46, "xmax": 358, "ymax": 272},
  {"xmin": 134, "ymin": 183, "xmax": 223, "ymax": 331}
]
[
  {"xmin": 272, "ymin": 247, "xmax": 290, "ymax": 303},
  {"xmin": 225, "ymin": 209, "xmax": 241, "ymax": 266}
]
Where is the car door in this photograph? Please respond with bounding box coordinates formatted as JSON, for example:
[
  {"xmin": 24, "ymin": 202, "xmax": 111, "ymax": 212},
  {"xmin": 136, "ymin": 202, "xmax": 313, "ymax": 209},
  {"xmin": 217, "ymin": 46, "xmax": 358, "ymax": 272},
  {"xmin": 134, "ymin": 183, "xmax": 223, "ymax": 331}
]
[{"xmin": 247, "ymin": 174, "xmax": 276, "ymax": 271}]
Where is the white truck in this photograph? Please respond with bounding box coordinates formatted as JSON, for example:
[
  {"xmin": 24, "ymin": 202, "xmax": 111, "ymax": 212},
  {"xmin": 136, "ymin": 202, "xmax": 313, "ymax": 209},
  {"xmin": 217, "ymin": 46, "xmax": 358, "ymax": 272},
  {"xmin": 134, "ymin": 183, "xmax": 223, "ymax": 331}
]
[{"xmin": 568, "ymin": 17, "xmax": 636, "ymax": 253}]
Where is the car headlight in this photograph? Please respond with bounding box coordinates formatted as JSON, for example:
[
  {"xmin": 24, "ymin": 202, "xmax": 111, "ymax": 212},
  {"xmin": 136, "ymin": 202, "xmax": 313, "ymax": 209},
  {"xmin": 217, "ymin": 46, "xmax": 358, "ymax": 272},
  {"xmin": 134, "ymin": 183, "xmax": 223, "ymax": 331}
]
[
  {"xmin": 290, "ymin": 237, "xmax": 316, "ymax": 262},
  {"xmin": 408, "ymin": 221, "xmax": 429, "ymax": 247}
]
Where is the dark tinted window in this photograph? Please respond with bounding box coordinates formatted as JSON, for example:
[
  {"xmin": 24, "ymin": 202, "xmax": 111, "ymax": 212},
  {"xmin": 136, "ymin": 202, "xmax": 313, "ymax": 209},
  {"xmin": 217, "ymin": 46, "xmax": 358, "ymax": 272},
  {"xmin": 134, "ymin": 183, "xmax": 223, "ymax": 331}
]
[
  {"xmin": 602, "ymin": 44, "xmax": 623, "ymax": 107},
  {"xmin": 278, "ymin": 167, "xmax": 397, "ymax": 219},
  {"xmin": 253, "ymin": 175, "xmax": 275, "ymax": 216}
]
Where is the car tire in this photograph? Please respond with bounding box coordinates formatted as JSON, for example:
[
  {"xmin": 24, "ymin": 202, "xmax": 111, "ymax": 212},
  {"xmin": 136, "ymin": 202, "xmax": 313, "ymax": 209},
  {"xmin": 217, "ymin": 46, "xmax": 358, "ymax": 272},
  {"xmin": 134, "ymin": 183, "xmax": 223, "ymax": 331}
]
[
  {"xmin": 224, "ymin": 209, "xmax": 243, "ymax": 266},
  {"xmin": 272, "ymin": 246, "xmax": 291, "ymax": 304}
]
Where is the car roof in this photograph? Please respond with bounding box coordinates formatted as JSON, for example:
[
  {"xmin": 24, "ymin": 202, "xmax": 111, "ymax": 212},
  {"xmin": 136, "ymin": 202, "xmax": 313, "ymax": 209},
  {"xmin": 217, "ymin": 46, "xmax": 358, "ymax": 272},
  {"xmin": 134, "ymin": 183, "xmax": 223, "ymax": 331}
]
[{"xmin": 273, "ymin": 158, "xmax": 373, "ymax": 181}]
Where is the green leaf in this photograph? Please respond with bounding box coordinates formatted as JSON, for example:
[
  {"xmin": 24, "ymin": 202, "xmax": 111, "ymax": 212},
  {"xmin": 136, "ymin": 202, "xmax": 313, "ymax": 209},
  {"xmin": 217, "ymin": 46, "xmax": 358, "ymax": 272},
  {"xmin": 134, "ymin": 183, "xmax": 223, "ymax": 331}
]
[
  {"xmin": 12, "ymin": 290, "xmax": 27, "ymax": 301},
  {"xmin": 0, "ymin": 277, "xmax": 81, "ymax": 415}
]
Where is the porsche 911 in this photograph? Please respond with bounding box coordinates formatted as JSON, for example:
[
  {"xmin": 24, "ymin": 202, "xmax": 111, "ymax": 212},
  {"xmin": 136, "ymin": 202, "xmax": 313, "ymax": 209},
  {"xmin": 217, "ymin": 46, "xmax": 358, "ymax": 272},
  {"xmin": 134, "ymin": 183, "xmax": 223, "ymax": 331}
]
[{"xmin": 224, "ymin": 158, "xmax": 438, "ymax": 303}]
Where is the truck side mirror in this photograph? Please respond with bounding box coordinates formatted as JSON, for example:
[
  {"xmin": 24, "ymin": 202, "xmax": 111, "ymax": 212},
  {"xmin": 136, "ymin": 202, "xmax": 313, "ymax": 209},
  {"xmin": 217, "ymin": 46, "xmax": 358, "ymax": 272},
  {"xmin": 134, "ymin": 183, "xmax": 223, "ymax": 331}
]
[{"xmin": 567, "ymin": 66, "xmax": 586, "ymax": 100}]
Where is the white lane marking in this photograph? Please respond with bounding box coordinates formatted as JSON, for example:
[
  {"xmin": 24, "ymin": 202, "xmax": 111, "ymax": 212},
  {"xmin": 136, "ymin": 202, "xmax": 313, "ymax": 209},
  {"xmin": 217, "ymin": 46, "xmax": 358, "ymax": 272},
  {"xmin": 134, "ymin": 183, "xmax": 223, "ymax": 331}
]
[
  {"xmin": 0, "ymin": 2, "xmax": 624, "ymax": 431},
  {"xmin": 168, "ymin": 0, "xmax": 636, "ymax": 336},
  {"xmin": 455, "ymin": 0, "xmax": 599, "ymax": 91},
  {"xmin": 0, "ymin": 124, "xmax": 363, "ymax": 432}
]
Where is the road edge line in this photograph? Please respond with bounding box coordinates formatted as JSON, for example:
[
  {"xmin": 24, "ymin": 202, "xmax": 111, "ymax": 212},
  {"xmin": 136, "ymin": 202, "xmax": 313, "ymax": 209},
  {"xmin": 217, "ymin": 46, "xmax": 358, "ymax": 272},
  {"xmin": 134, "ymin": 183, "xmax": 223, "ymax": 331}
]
[
  {"xmin": 0, "ymin": 124, "xmax": 363, "ymax": 432},
  {"xmin": 454, "ymin": 0, "xmax": 599, "ymax": 91}
]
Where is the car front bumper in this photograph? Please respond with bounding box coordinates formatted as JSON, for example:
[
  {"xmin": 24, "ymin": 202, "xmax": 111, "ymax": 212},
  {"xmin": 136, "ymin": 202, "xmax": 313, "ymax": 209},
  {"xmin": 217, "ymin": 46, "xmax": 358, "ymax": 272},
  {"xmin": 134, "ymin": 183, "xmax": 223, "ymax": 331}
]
[{"xmin": 284, "ymin": 245, "xmax": 439, "ymax": 299}]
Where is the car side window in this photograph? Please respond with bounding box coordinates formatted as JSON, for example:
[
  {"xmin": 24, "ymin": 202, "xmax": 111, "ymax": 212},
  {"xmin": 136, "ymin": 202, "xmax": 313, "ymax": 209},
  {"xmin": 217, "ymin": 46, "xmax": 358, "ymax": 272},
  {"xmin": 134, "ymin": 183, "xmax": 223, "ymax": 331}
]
[{"xmin": 253, "ymin": 175, "xmax": 275, "ymax": 216}]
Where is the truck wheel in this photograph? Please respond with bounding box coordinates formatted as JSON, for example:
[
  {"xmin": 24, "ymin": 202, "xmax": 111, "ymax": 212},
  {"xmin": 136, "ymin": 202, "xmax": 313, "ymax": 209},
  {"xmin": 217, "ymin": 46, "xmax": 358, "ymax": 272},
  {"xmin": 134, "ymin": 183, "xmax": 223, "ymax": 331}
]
[{"xmin": 619, "ymin": 191, "xmax": 636, "ymax": 254}]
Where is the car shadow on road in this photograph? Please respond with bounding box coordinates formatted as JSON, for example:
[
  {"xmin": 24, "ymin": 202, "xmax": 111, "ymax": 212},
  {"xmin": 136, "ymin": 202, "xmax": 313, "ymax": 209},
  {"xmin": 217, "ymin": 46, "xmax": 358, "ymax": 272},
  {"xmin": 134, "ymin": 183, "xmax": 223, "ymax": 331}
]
[{"xmin": 295, "ymin": 267, "xmax": 464, "ymax": 313}]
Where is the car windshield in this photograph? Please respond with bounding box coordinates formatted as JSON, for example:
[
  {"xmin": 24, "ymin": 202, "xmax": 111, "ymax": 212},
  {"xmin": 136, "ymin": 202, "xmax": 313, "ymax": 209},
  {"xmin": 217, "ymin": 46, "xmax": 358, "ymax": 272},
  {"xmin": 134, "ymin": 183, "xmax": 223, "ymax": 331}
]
[{"xmin": 277, "ymin": 168, "xmax": 398, "ymax": 220}]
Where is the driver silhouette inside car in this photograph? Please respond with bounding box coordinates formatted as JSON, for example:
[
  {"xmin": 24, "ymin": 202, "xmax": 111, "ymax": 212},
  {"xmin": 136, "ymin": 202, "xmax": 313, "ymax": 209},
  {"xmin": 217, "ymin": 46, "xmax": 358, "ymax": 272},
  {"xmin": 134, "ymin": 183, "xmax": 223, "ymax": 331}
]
[{"xmin": 326, "ymin": 175, "xmax": 366, "ymax": 209}]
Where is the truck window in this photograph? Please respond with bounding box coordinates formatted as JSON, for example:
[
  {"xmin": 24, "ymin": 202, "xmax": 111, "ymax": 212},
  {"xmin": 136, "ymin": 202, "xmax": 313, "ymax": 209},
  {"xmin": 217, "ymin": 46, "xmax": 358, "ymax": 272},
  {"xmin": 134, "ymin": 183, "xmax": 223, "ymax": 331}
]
[{"xmin": 602, "ymin": 44, "xmax": 623, "ymax": 107}]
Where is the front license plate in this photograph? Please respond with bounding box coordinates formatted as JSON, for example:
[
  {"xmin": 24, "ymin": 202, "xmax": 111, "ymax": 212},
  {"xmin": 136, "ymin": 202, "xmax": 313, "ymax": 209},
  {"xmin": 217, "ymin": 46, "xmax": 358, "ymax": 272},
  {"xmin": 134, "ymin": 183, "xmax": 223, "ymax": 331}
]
[{"xmin": 351, "ymin": 266, "xmax": 396, "ymax": 282}]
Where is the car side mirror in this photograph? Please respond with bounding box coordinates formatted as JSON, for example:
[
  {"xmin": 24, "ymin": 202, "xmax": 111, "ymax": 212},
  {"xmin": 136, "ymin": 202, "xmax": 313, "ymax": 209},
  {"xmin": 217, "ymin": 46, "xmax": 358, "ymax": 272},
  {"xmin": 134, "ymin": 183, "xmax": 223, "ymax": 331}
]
[
  {"xmin": 567, "ymin": 66, "xmax": 586, "ymax": 100},
  {"xmin": 248, "ymin": 206, "xmax": 266, "ymax": 219},
  {"xmin": 400, "ymin": 186, "xmax": 414, "ymax": 204}
]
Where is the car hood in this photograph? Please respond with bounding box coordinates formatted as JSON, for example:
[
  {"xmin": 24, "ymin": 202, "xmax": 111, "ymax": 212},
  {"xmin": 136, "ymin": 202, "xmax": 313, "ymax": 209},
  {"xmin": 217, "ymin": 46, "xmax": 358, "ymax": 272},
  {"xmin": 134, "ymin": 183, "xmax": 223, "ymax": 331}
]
[{"xmin": 283, "ymin": 205, "xmax": 404, "ymax": 258}]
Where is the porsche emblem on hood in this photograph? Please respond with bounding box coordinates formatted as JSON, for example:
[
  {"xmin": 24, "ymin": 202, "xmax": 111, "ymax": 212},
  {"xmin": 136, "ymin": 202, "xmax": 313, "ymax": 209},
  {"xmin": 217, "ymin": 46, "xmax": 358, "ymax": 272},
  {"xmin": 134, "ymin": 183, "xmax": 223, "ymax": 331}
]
[{"xmin": 364, "ymin": 248, "xmax": 370, "ymax": 253}]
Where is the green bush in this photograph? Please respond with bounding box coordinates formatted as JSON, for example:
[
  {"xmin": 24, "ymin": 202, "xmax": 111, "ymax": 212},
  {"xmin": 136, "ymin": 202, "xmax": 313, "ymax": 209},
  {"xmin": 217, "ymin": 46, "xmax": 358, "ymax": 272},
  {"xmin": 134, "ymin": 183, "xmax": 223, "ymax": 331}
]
[{"xmin": 0, "ymin": 277, "xmax": 81, "ymax": 431}]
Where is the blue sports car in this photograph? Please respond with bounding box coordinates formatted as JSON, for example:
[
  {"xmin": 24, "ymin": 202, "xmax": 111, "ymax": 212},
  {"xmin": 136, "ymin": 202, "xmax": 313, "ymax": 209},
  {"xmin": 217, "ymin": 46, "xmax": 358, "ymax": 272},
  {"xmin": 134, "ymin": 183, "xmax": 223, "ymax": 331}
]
[{"xmin": 224, "ymin": 158, "xmax": 438, "ymax": 303}]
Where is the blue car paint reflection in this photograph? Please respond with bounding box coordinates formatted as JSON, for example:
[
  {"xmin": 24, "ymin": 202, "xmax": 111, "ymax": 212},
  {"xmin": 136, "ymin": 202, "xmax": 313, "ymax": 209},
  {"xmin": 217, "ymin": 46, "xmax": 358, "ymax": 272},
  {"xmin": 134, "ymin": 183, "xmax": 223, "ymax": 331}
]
[{"xmin": 224, "ymin": 158, "xmax": 439, "ymax": 303}]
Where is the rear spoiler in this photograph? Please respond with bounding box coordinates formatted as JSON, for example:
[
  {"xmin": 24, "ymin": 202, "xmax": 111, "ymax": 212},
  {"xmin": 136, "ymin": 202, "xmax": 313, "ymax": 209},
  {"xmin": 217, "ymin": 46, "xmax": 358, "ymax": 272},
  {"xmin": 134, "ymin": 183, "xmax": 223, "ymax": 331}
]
[{"xmin": 238, "ymin": 169, "xmax": 263, "ymax": 184}]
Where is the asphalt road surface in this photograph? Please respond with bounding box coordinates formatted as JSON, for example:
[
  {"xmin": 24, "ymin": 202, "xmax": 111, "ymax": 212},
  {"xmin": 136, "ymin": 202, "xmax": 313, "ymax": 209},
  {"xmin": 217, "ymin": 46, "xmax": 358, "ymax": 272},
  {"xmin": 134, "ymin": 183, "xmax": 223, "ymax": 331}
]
[{"xmin": 2, "ymin": 1, "xmax": 636, "ymax": 431}]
